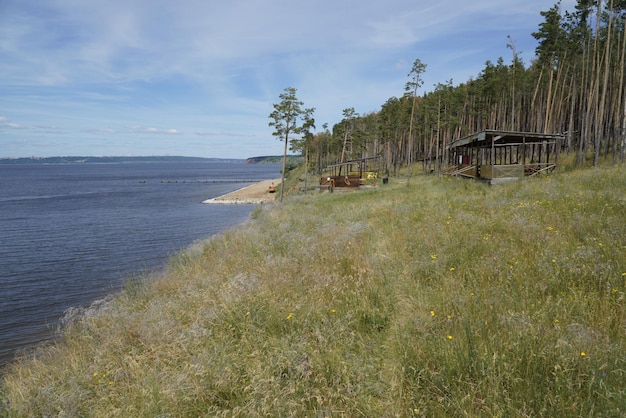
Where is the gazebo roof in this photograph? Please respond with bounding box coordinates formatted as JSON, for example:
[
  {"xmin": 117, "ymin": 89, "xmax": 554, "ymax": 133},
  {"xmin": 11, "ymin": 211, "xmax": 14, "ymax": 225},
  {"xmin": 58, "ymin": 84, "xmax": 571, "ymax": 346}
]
[
  {"xmin": 448, "ymin": 130, "xmax": 564, "ymax": 149},
  {"xmin": 325, "ymin": 156, "xmax": 379, "ymax": 169}
]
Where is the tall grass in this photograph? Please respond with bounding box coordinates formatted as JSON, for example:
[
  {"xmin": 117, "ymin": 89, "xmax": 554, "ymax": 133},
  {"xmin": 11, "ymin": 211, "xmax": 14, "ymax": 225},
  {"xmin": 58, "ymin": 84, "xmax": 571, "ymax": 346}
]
[{"xmin": 2, "ymin": 164, "xmax": 625, "ymax": 417}]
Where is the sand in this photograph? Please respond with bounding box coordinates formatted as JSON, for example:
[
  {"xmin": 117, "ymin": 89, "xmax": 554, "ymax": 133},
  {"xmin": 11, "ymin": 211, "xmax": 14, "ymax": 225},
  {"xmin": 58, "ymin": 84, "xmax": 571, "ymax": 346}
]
[{"xmin": 202, "ymin": 179, "xmax": 282, "ymax": 204}]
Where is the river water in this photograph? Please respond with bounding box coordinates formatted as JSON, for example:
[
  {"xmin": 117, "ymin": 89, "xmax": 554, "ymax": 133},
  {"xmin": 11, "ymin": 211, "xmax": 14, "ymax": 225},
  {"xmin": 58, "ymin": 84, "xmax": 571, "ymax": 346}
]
[{"xmin": 0, "ymin": 161, "xmax": 281, "ymax": 367}]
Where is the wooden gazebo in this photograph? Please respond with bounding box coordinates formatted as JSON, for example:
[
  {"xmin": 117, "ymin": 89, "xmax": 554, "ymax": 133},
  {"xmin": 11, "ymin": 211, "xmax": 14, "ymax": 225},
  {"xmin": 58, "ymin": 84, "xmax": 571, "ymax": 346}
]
[{"xmin": 445, "ymin": 130, "xmax": 564, "ymax": 183}]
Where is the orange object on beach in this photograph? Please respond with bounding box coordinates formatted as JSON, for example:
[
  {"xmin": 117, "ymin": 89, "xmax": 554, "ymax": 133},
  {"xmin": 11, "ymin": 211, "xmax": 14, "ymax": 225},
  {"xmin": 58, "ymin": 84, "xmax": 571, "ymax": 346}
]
[{"xmin": 268, "ymin": 182, "xmax": 276, "ymax": 193}]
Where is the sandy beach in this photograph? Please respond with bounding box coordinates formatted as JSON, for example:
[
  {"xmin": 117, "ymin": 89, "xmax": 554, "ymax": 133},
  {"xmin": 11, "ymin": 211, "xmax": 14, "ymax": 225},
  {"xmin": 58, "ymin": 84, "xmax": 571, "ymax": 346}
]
[{"xmin": 202, "ymin": 179, "xmax": 281, "ymax": 204}]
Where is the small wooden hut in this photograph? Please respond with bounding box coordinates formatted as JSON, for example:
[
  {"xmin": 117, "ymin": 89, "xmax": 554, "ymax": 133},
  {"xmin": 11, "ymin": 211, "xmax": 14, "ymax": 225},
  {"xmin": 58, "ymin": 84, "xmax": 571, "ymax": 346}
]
[{"xmin": 445, "ymin": 130, "xmax": 563, "ymax": 184}]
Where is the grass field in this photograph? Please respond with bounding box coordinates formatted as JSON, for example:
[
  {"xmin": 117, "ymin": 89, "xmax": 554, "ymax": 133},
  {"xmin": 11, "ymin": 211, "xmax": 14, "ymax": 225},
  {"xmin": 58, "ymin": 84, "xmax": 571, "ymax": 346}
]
[{"xmin": 1, "ymin": 161, "xmax": 625, "ymax": 417}]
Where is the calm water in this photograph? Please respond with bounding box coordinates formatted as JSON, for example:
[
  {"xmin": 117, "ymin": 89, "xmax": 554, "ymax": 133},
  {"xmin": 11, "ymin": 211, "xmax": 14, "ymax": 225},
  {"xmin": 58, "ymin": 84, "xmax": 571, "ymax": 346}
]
[{"xmin": 0, "ymin": 161, "xmax": 281, "ymax": 367}]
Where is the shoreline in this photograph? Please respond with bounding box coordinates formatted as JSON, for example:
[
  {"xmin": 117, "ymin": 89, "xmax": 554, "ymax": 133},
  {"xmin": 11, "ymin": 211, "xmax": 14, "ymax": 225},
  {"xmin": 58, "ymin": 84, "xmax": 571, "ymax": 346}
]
[{"xmin": 202, "ymin": 178, "xmax": 281, "ymax": 204}]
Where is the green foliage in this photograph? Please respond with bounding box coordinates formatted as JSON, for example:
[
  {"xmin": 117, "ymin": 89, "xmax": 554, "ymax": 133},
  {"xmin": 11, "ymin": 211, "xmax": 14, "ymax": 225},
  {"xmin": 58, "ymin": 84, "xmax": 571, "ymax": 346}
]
[
  {"xmin": 532, "ymin": 3, "xmax": 567, "ymax": 66},
  {"xmin": 2, "ymin": 164, "xmax": 625, "ymax": 416},
  {"xmin": 268, "ymin": 87, "xmax": 315, "ymax": 152},
  {"xmin": 245, "ymin": 155, "xmax": 303, "ymax": 165},
  {"xmin": 405, "ymin": 58, "xmax": 427, "ymax": 96},
  {"xmin": 269, "ymin": 87, "xmax": 315, "ymax": 202}
]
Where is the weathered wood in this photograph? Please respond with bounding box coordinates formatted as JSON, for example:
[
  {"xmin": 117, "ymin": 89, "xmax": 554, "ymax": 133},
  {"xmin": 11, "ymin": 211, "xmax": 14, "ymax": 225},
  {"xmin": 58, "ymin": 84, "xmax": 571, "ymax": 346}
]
[
  {"xmin": 320, "ymin": 175, "xmax": 361, "ymax": 188},
  {"xmin": 446, "ymin": 130, "xmax": 562, "ymax": 181}
]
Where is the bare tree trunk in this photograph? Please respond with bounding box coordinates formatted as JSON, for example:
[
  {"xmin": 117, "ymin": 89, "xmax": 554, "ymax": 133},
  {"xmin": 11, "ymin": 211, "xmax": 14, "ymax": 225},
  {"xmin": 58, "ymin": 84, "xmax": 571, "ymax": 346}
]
[
  {"xmin": 577, "ymin": 36, "xmax": 590, "ymax": 166},
  {"xmin": 616, "ymin": 10, "xmax": 626, "ymax": 163},
  {"xmin": 407, "ymin": 95, "xmax": 416, "ymax": 183},
  {"xmin": 545, "ymin": 67, "xmax": 554, "ymax": 132},
  {"xmin": 593, "ymin": 0, "xmax": 604, "ymax": 167},
  {"xmin": 580, "ymin": 6, "xmax": 600, "ymax": 166},
  {"xmin": 551, "ymin": 56, "xmax": 567, "ymax": 132},
  {"xmin": 340, "ymin": 129, "xmax": 348, "ymax": 165},
  {"xmin": 436, "ymin": 95, "xmax": 441, "ymax": 174},
  {"xmin": 622, "ymin": 88, "xmax": 626, "ymax": 163},
  {"xmin": 280, "ymin": 132, "xmax": 288, "ymax": 203},
  {"xmin": 567, "ymin": 70, "xmax": 578, "ymax": 153}
]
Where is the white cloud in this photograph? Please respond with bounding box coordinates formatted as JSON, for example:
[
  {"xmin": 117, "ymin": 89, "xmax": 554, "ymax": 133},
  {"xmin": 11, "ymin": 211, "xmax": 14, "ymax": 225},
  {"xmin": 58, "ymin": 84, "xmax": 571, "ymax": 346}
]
[
  {"xmin": 0, "ymin": 116, "xmax": 25, "ymax": 130},
  {"xmin": 127, "ymin": 126, "xmax": 183, "ymax": 135},
  {"xmin": 82, "ymin": 128, "xmax": 116, "ymax": 134}
]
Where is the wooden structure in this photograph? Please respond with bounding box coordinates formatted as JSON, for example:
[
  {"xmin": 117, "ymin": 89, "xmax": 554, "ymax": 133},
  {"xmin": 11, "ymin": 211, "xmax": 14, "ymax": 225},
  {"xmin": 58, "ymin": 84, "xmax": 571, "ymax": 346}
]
[
  {"xmin": 321, "ymin": 157, "xmax": 382, "ymax": 188},
  {"xmin": 320, "ymin": 175, "xmax": 360, "ymax": 189},
  {"xmin": 445, "ymin": 130, "xmax": 563, "ymax": 184}
]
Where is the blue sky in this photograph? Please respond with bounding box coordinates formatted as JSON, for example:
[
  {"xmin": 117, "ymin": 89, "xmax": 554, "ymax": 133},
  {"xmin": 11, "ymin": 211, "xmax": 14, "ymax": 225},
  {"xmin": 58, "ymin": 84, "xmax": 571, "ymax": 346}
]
[{"xmin": 1, "ymin": 0, "xmax": 576, "ymax": 159}]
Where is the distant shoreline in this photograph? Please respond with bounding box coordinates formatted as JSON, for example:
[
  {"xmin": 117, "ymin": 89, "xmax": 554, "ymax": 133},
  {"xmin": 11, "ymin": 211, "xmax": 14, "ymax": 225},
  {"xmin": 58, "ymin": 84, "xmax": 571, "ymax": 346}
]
[
  {"xmin": 0, "ymin": 156, "xmax": 244, "ymax": 165},
  {"xmin": 0, "ymin": 155, "xmax": 300, "ymax": 165}
]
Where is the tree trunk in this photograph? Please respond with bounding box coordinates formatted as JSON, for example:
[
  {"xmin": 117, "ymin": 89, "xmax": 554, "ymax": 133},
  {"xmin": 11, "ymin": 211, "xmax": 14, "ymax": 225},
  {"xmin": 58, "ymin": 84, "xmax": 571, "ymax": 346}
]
[
  {"xmin": 592, "ymin": 0, "xmax": 604, "ymax": 167},
  {"xmin": 280, "ymin": 132, "xmax": 288, "ymax": 202},
  {"xmin": 613, "ymin": 9, "xmax": 626, "ymax": 163}
]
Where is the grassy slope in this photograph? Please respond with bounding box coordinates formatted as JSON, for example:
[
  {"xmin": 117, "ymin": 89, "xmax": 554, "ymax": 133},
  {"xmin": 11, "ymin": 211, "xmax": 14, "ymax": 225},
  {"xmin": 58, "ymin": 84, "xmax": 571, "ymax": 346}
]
[{"xmin": 2, "ymin": 164, "xmax": 625, "ymax": 417}]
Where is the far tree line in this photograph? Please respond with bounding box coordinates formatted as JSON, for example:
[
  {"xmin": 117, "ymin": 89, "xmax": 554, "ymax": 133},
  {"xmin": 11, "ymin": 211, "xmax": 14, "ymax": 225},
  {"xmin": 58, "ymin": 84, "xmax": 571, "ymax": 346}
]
[{"xmin": 270, "ymin": 0, "xmax": 626, "ymax": 178}]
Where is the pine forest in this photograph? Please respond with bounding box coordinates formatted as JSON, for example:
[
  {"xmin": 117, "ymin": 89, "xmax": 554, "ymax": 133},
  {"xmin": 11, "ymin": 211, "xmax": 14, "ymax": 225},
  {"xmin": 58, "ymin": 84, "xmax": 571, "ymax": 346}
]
[{"xmin": 300, "ymin": 1, "xmax": 626, "ymax": 175}]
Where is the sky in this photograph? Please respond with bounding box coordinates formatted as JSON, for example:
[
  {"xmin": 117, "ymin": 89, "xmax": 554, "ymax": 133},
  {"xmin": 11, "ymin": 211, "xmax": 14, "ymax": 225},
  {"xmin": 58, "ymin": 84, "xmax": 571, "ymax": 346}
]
[{"xmin": 1, "ymin": 0, "xmax": 577, "ymax": 159}]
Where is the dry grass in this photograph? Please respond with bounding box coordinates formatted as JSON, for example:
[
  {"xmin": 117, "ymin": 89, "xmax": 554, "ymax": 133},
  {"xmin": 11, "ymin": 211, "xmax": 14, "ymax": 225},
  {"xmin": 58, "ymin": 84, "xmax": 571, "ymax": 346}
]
[{"xmin": 2, "ymin": 161, "xmax": 625, "ymax": 417}]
